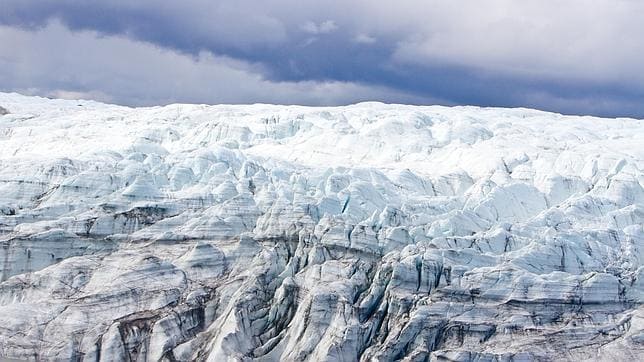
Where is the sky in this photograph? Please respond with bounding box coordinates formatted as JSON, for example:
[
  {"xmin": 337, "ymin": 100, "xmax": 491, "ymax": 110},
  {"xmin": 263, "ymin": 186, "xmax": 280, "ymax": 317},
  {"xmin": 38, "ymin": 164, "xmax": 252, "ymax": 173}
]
[{"xmin": 1, "ymin": 1, "xmax": 643, "ymax": 118}]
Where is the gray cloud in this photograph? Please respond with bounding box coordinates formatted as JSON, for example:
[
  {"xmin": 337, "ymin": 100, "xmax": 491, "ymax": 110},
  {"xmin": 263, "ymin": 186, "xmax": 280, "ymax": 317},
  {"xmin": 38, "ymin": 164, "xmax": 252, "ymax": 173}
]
[
  {"xmin": 301, "ymin": 20, "xmax": 337, "ymax": 35},
  {"xmin": 0, "ymin": 1, "xmax": 643, "ymax": 117},
  {"xmin": 0, "ymin": 23, "xmax": 425, "ymax": 106}
]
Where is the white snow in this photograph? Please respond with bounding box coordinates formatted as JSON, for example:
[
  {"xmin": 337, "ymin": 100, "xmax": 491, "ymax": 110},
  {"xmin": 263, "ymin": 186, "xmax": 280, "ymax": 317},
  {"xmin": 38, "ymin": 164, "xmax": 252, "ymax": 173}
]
[{"xmin": 0, "ymin": 92, "xmax": 642, "ymax": 360}]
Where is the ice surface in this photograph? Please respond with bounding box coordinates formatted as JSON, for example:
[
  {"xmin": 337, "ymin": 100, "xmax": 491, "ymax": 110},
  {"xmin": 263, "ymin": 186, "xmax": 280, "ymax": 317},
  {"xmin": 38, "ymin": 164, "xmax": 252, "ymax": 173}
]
[{"xmin": 0, "ymin": 92, "xmax": 642, "ymax": 360}]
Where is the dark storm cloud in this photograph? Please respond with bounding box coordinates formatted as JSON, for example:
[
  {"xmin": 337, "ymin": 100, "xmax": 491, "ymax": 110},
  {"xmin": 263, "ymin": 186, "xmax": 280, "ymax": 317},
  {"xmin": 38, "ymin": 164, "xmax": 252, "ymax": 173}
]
[{"xmin": 1, "ymin": 1, "xmax": 643, "ymax": 117}]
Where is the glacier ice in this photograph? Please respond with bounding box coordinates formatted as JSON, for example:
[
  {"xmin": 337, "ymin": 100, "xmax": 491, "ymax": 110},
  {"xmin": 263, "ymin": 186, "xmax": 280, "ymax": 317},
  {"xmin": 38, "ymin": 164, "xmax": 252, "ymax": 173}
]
[{"xmin": 0, "ymin": 92, "xmax": 643, "ymax": 361}]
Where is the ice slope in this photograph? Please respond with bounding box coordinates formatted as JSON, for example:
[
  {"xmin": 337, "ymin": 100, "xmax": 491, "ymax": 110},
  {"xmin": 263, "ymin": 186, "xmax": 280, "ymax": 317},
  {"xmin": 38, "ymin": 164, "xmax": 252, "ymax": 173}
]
[{"xmin": 0, "ymin": 92, "xmax": 643, "ymax": 361}]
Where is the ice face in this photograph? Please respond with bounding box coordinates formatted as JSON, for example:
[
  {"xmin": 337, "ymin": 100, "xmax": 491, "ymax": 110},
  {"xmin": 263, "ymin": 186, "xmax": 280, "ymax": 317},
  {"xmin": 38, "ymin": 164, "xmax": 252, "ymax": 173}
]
[{"xmin": 0, "ymin": 92, "xmax": 643, "ymax": 361}]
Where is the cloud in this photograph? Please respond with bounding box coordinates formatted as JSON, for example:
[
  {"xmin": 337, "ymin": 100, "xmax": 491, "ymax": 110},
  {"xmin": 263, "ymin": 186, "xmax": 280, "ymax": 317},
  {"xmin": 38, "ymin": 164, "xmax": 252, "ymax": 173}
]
[
  {"xmin": 0, "ymin": 1, "xmax": 643, "ymax": 117},
  {"xmin": 0, "ymin": 22, "xmax": 424, "ymax": 106},
  {"xmin": 302, "ymin": 20, "xmax": 337, "ymax": 35},
  {"xmin": 354, "ymin": 34, "xmax": 376, "ymax": 44},
  {"xmin": 389, "ymin": 1, "xmax": 644, "ymax": 87}
]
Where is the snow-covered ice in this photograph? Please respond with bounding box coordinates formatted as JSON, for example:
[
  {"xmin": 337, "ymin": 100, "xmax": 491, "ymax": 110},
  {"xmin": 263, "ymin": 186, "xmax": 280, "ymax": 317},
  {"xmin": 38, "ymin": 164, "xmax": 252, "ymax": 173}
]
[{"xmin": 0, "ymin": 92, "xmax": 642, "ymax": 360}]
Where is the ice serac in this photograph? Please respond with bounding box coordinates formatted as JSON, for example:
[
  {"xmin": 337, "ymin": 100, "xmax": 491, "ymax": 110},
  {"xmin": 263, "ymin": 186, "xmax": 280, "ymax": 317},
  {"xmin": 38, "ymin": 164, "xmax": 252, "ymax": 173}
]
[{"xmin": 0, "ymin": 92, "xmax": 643, "ymax": 361}]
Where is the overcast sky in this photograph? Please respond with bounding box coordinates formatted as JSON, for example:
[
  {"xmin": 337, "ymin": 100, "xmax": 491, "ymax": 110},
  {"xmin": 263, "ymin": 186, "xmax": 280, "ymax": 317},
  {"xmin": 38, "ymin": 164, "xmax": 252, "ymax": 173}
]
[{"xmin": 1, "ymin": 1, "xmax": 643, "ymax": 117}]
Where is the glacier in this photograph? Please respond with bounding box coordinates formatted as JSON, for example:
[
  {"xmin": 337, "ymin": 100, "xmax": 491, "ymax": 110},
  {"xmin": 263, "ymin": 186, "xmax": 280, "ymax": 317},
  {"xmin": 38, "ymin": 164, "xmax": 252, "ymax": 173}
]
[{"xmin": 0, "ymin": 92, "xmax": 642, "ymax": 361}]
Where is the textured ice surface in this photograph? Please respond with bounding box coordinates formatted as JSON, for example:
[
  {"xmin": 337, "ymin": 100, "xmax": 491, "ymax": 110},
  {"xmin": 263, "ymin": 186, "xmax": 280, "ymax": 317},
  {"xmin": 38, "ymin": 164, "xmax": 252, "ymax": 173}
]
[{"xmin": 0, "ymin": 92, "xmax": 643, "ymax": 361}]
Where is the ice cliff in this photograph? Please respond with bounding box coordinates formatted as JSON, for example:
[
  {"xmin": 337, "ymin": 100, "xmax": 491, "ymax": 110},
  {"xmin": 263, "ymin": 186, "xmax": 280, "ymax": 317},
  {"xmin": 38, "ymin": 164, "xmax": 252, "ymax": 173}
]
[{"xmin": 0, "ymin": 92, "xmax": 643, "ymax": 361}]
